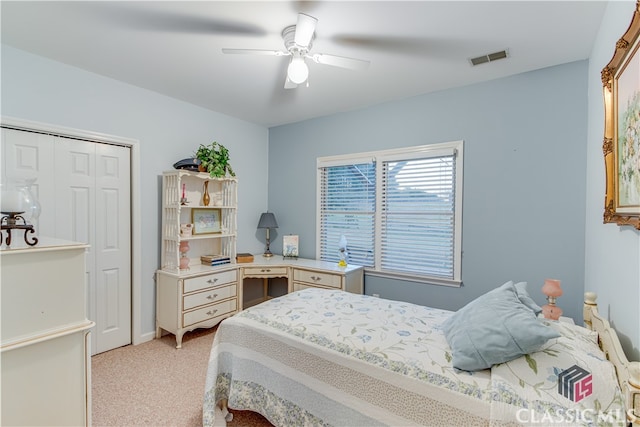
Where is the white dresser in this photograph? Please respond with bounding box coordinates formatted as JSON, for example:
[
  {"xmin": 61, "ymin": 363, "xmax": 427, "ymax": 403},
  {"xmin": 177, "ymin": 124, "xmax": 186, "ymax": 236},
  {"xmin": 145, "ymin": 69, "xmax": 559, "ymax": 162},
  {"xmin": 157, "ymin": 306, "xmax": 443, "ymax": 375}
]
[
  {"xmin": 156, "ymin": 266, "xmax": 239, "ymax": 349},
  {"xmin": 1, "ymin": 238, "xmax": 94, "ymax": 426},
  {"xmin": 156, "ymin": 257, "xmax": 364, "ymax": 348}
]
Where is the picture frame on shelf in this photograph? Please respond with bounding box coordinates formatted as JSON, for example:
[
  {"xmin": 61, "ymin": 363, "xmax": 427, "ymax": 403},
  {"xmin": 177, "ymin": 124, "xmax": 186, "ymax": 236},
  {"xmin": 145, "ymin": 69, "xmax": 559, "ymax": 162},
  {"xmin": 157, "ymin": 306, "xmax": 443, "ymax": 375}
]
[
  {"xmin": 283, "ymin": 234, "xmax": 299, "ymax": 259},
  {"xmin": 192, "ymin": 208, "xmax": 222, "ymax": 235},
  {"xmin": 180, "ymin": 223, "xmax": 193, "ymax": 237},
  {"xmin": 601, "ymin": 1, "xmax": 640, "ymax": 230}
]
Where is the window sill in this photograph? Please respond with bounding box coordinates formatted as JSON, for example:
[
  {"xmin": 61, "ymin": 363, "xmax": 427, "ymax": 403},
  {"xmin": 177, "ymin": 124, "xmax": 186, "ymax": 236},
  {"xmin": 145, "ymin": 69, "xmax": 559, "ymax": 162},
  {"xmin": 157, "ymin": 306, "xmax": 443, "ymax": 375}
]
[{"xmin": 364, "ymin": 269, "xmax": 462, "ymax": 287}]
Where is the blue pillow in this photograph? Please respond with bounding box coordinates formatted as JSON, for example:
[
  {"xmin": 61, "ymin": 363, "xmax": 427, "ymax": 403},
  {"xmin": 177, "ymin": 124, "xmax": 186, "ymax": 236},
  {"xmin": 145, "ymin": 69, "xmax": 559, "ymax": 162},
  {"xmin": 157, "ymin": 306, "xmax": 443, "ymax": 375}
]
[
  {"xmin": 514, "ymin": 281, "xmax": 543, "ymax": 315},
  {"xmin": 442, "ymin": 281, "xmax": 560, "ymax": 371}
]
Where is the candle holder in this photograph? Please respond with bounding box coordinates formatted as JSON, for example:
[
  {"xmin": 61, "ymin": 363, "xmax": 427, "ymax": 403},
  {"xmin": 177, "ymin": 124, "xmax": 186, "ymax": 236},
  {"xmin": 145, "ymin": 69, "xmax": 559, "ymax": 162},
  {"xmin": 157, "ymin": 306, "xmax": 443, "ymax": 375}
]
[
  {"xmin": 180, "ymin": 183, "xmax": 188, "ymax": 206},
  {"xmin": 1, "ymin": 178, "xmax": 41, "ymax": 247},
  {"xmin": 1, "ymin": 212, "xmax": 38, "ymax": 246}
]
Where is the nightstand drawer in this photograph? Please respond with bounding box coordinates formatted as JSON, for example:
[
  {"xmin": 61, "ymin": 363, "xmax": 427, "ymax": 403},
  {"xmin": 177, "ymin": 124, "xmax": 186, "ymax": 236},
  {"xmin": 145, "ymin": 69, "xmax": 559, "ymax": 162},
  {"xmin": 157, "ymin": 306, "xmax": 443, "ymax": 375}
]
[
  {"xmin": 242, "ymin": 266, "xmax": 288, "ymax": 277},
  {"xmin": 294, "ymin": 282, "xmax": 331, "ymax": 292},
  {"xmin": 183, "ymin": 284, "xmax": 237, "ymax": 311},
  {"xmin": 183, "ymin": 299, "xmax": 237, "ymax": 327},
  {"xmin": 183, "ymin": 269, "xmax": 237, "ymax": 294},
  {"xmin": 293, "ymin": 269, "xmax": 342, "ymax": 288}
]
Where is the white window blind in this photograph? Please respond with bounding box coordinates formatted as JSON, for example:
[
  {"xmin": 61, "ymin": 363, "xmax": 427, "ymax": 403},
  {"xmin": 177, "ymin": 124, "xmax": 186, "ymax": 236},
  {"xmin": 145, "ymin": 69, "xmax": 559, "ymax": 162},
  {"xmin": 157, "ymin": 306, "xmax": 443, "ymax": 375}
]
[
  {"xmin": 317, "ymin": 141, "xmax": 463, "ymax": 286},
  {"xmin": 381, "ymin": 155, "xmax": 456, "ymax": 279},
  {"xmin": 319, "ymin": 162, "xmax": 376, "ymax": 267}
]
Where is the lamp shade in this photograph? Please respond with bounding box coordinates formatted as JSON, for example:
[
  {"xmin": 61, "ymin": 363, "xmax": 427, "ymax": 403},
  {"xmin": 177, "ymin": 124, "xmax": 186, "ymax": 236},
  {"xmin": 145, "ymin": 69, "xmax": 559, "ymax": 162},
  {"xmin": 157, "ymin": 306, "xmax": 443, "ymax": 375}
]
[
  {"xmin": 257, "ymin": 212, "xmax": 278, "ymax": 229},
  {"xmin": 541, "ymin": 279, "xmax": 563, "ymax": 297}
]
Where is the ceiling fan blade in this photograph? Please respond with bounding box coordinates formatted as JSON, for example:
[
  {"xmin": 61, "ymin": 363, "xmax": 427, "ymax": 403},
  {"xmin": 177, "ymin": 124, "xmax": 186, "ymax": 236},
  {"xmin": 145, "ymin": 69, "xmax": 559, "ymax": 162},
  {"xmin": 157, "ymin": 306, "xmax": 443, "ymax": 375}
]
[
  {"xmin": 222, "ymin": 48, "xmax": 289, "ymax": 56},
  {"xmin": 309, "ymin": 53, "xmax": 370, "ymax": 71},
  {"xmin": 89, "ymin": 3, "xmax": 266, "ymax": 36},
  {"xmin": 332, "ymin": 34, "xmax": 477, "ymax": 59},
  {"xmin": 294, "ymin": 13, "xmax": 317, "ymax": 47}
]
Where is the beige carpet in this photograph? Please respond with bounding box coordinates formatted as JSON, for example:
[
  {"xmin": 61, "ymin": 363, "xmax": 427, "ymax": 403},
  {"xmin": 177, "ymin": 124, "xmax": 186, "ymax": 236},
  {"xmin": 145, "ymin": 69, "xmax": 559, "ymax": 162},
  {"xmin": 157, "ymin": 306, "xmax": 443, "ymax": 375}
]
[{"xmin": 91, "ymin": 326, "xmax": 273, "ymax": 427}]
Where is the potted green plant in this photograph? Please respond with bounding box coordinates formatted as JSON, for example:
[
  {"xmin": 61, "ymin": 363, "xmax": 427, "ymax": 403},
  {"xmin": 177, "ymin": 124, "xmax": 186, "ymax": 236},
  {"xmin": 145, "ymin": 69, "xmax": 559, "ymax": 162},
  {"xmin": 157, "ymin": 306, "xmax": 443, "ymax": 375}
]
[{"xmin": 194, "ymin": 141, "xmax": 235, "ymax": 178}]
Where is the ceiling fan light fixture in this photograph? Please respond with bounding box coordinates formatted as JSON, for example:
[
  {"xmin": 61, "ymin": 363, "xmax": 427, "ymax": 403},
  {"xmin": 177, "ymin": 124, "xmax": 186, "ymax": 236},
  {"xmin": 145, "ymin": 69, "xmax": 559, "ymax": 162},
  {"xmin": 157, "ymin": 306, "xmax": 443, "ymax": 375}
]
[
  {"xmin": 222, "ymin": 13, "xmax": 369, "ymax": 89},
  {"xmin": 287, "ymin": 56, "xmax": 309, "ymax": 84}
]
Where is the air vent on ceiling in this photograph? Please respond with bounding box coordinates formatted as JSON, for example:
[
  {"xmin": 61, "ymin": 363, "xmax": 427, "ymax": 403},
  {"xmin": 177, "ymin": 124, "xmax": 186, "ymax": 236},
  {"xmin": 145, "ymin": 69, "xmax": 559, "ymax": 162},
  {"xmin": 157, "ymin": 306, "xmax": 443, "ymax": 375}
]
[{"xmin": 469, "ymin": 49, "xmax": 509, "ymax": 66}]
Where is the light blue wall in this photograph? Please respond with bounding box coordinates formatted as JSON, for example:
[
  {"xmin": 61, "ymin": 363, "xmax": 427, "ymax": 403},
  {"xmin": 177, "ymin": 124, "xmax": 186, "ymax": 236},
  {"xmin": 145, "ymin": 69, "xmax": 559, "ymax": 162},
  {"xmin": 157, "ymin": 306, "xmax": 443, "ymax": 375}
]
[
  {"xmin": 1, "ymin": 45, "xmax": 270, "ymax": 339},
  {"xmin": 269, "ymin": 61, "xmax": 589, "ymax": 322},
  {"xmin": 4, "ymin": 13, "xmax": 637, "ymax": 361},
  {"xmin": 586, "ymin": 1, "xmax": 640, "ymax": 361}
]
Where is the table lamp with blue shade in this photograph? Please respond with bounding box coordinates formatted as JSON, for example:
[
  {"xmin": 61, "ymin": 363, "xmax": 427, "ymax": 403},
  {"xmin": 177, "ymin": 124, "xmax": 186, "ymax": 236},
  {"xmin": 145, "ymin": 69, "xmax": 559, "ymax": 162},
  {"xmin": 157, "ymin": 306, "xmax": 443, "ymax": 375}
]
[{"xmin": 257, "ymin": 212, "xmax": 278, "ymax": 257}]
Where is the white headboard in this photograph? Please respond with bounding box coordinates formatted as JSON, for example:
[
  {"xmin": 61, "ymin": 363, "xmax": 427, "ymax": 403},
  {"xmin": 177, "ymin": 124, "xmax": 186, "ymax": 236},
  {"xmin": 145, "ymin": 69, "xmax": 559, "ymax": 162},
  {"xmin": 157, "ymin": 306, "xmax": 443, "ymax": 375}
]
[{"xmin": 583, "ymin": 292, "xmax": 640, "ymax": 426}]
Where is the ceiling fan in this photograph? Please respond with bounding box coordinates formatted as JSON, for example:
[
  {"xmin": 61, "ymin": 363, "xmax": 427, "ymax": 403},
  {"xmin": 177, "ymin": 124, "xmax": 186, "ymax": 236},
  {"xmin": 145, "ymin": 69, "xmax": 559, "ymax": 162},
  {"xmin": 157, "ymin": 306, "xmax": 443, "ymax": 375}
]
[{"xmin": 222, "ymin": 13, "xmax": 370, "ymax": 89}]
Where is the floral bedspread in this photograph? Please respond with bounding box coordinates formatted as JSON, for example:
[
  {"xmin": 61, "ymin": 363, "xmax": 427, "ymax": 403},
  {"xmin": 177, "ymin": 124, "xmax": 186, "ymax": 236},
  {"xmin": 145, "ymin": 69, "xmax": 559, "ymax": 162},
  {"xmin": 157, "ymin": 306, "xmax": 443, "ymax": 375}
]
[
  {"xmin": 203, "ymin": 288, "xmax": 625, "ymax": 427},
  {"xmin": 489, "ymin": 320, "xmax": 626, "ymax": 426}
]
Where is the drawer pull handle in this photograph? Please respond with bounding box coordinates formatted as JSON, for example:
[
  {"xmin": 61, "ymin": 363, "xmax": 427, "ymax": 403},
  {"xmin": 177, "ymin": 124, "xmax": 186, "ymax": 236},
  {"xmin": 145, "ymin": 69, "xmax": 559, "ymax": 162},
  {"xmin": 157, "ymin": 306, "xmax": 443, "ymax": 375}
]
[
  {"xmin": 207, "ymin": 278, "xmax": 218, "ymax": 284},
  {"xmin": 206, "ymin": 294, "xmax": 219, "ymax": 300},
  {"xmin": 261, "ymin": 269, "xmax": 271, "ymax": 273},
  {"xmin": 206, "ymin": 309, "xmax": 218, "ymax": 316},
  {"xmin": 311, "ymin": 276, "xmax": 321, "ymax": 282}
]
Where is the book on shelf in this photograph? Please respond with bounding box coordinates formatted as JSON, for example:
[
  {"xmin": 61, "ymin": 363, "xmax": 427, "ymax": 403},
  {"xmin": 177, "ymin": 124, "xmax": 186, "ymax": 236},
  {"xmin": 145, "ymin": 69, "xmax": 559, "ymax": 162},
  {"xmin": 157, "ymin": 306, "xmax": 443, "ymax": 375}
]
[
  {"xmin": 200, "ymin": 254, "xmax": 229, "ymax": 262},
  {"xmin": 200, "ymin": 254, "xmax": 231, "ymax": 265}
]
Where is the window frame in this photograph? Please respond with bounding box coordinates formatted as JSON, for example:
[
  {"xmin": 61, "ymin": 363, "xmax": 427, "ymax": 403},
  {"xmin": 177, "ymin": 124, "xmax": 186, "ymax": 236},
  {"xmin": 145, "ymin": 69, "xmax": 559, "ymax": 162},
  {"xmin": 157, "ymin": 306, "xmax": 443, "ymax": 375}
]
[{"xmin": 316, "ymin": 140, "xmax": 463, "ymax": 287}]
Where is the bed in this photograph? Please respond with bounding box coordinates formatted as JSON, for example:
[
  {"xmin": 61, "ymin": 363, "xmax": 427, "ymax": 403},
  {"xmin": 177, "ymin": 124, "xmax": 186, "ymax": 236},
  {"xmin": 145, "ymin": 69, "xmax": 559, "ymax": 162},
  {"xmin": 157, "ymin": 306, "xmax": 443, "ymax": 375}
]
[{"xmin": 203, "ymin": 284, "xmax": 640, "ymax": 426}]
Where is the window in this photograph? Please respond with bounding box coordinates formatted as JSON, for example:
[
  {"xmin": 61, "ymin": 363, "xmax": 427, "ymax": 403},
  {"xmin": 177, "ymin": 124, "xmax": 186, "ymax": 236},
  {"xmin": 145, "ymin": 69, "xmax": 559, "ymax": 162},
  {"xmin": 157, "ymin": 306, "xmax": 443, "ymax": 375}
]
[
  {"xmin": 317, "ymin": 141, "xmax": 463, "ymax": 287},
  {"xmin": 318, "ymin": 159, "xmax": 376, "ymax": 267}
]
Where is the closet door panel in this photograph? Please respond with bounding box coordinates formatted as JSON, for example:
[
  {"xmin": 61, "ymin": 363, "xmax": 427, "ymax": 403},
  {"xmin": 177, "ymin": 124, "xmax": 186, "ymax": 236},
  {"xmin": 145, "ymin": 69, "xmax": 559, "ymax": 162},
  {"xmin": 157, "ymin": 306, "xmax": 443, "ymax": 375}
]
[
  {"xmin": 1, "ymin": 128, "xmax": 56, "ymax": 235},
  {"xmin": 54, "ymin": 137, "xmax": 95, "ymax": 243},
  {"xmin": 95, "ymin": 143, "xmax": 131, "ymax": 352},
  {"xmin": 54, "ymin": 137, "xmax": 98, "ymax": 353}
]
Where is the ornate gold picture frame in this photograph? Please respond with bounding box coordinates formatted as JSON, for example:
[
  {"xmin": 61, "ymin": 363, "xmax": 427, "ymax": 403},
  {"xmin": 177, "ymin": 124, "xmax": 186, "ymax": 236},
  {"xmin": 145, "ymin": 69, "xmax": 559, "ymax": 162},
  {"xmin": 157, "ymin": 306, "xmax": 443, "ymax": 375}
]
[{"xmin": 602, "ymin": 1, "xmax": 640, "ymax": 230}]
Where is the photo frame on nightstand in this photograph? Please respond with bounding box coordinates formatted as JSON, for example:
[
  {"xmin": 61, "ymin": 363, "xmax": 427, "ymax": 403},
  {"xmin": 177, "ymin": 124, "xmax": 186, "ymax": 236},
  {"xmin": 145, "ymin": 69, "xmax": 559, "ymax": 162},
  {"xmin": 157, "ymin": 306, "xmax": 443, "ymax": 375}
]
[{"xmin": 283, "ymin": 235, "xmax": 299, "ymax": 259}]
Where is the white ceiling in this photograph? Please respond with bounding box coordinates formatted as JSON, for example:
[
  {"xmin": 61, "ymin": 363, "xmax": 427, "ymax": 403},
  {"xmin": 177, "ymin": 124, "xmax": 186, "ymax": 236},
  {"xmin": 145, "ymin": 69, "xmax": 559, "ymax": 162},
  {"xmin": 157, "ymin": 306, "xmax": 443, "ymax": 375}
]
[{"xmin": 1, "ymin": 1, "xmax": 607, "ymax": 128}]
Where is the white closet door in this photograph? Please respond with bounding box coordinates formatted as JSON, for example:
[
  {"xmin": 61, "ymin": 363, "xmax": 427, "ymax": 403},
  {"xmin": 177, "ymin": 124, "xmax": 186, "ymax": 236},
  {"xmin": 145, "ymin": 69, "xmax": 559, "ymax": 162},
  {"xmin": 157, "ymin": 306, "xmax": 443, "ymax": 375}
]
[
  {"xmin": 94, "ymin": 143, "xmax": 131, "ymax": 353},
  {"xmin": 54, "ymin": 138, "xmax": 98, "ymax": 352},
  {"xmin": 55, "ymin": 138, "xmax": 131, "ymax": 354},
  {"xmin": 2, "ymin": 126, "xmax": 132, "ymax": 355},
  {"xmin": 0, "ymin": 128, "xmax": 56, "ymax": 235}
]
